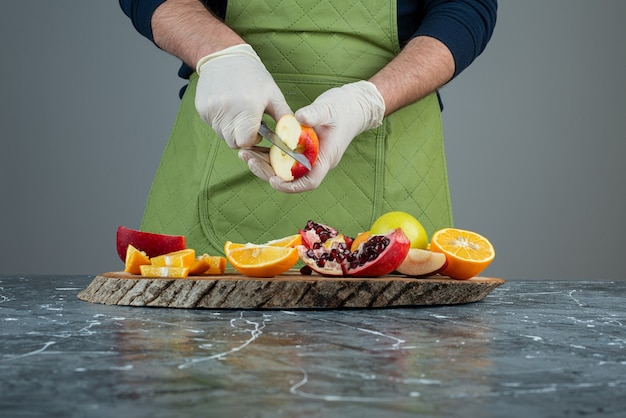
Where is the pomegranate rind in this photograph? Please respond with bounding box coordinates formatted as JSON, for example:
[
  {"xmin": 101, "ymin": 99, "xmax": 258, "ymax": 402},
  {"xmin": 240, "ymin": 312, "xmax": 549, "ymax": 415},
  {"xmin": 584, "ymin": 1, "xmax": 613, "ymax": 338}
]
[
  {"xmin": 297, "ymin": 234, "xmax": 353, "ymax": 276},
  {"xmin": 298, "ymin": 220, "xmax": 339, "ymax": 249},
  {"xmin": 297, "ymin": 245, "xmax": 345, "ymax": 277}
]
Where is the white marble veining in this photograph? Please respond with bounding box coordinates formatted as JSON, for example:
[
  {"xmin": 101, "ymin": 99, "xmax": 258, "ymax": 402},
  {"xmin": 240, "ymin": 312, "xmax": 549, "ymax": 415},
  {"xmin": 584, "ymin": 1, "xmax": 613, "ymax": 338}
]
[{"xmin": 1, "ymin": 275, "xmax": 625, "ymax": 417}]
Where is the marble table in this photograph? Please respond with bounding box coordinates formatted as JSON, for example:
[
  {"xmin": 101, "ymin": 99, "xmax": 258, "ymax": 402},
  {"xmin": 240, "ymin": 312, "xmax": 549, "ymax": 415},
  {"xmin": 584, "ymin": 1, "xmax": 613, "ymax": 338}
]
[{"xmin": 1, "ymin": 275, "xmax": 624, "ymax": 417}]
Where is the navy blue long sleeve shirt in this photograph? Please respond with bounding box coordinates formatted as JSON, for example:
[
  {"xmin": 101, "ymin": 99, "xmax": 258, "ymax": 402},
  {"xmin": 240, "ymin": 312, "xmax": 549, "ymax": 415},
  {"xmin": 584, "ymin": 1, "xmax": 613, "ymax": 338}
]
[{"xmin": 120, "ymin": 0, "xmax": 496, "ymax": 88}]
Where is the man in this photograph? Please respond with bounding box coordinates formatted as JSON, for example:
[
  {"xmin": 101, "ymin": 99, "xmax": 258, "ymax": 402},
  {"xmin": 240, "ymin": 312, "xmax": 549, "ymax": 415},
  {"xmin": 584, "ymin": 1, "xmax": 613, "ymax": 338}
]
[{"xmin": 119, "ymin": 0, "xmax": 497, "ymax": 256}]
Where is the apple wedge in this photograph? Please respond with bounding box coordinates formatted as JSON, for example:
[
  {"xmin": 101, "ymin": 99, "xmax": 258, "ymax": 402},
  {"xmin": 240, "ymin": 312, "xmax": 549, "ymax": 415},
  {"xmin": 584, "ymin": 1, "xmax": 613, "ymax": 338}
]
[
  {"xmin": 116, "ymin": 226, "xmax": 186, "ymax": 262},
  {"xmin": 396, "ymin": 248, "xmax": 447, "ymax": 278},
  {"xmin": 269, "ymin": 114, "xmax": 318, "ymax": 181}
]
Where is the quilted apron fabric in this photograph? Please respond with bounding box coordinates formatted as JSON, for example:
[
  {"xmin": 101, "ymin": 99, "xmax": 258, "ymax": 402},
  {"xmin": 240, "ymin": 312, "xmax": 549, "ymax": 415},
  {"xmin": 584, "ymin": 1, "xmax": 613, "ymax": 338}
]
[{"xmin": 140, "ymin": 0, "xmax": 453, "ymax": 256}]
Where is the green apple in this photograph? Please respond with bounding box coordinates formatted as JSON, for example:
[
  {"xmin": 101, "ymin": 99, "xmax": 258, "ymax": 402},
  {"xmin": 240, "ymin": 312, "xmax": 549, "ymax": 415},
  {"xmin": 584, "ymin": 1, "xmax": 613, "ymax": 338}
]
[{"xmin": 370, "ymin": 211, "xmax": 428, "ymax": 249}]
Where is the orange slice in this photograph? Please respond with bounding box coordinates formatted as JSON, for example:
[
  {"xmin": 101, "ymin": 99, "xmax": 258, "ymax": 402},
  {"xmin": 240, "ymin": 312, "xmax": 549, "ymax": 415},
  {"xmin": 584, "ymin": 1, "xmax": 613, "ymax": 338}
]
[
  {"xmin": 224, "ymin": 241, "xmax": 249, "ymax": 253},
  {"xmin": 188, "ymin": 254, "xmax": 227, "ymax": 276},
  {"xmin": 430, "ymin": 228, "xmax": 495, "ymax": 280},
  {"xmin": 264, "ymin": 234, "xmax": 303, "ymax": 247},
  {"xmin": 224, "ymin": 234, "xmax": 302, "ymax": 251},
  {"xmin": 140, "ymin": 265, "xmax": 189, "ymax": 278},
  {"xmin": 150, "ymin": 248, "xmax": 196, "ymax": 268},
  {"xmin": 350, "ymin": 231, "xmax": 371, "ymax": 252},
  {"xmin": 224, "ymin": 241, "xmax": 299, "ymax": 277},
  {"xmin": 124, "ymin": 244, "xmax": 151, "ymax": 275}
]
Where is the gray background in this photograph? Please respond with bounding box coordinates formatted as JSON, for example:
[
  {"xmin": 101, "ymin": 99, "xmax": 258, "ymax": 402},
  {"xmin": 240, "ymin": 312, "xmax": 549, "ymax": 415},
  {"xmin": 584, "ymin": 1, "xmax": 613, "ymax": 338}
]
[{"xmin": 1, "ymin": 1, "xmax": 625, "ymax": 280}]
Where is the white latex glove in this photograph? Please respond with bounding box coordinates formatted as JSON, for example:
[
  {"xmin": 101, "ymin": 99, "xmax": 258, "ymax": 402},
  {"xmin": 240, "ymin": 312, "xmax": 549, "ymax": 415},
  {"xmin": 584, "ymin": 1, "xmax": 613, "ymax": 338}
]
[
  {"xmin": 266, "ymin": 80, "xmax": 385, "ymax": 193},
  {"xmin": 195, "ymin": 44, "xmax": 292, "ymax": 148},
  {"xmin": 238, "ymin": 146, "xmax": 275, "ymax": 182}
]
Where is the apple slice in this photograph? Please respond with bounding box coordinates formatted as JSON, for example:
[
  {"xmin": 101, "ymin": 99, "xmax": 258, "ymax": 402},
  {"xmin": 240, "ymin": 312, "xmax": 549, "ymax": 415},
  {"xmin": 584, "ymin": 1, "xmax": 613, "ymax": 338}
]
[
  {"xmin": 116, "ymin": 226, "xmax": 186, "ymax": 262},
  {"xmin": 269, "ymin": 114, "xmax": 319, "ymax": 181},
  {"xmin": 396, "ymin": 248, "xmax": 447, "ymax": 278}
]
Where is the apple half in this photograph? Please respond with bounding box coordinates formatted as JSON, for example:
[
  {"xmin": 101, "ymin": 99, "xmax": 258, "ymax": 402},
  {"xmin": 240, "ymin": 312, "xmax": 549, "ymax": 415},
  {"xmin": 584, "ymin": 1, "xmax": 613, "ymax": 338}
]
[
  {"xmin": 269, "ymin": 114, "xmax": 319, "ymax": 181},
  {"xmin": 116, "ymin": 226, "xmax": 186, "ymax": 262},
  {"xmin": 396, "ymin": 248, "xmax": 447, "ymax": 278}
]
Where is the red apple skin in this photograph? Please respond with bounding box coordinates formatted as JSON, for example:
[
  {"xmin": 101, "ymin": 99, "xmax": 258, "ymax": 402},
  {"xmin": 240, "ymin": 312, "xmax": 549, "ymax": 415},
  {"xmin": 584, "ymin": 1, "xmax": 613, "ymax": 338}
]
[
  {"xmin": 290, "ymin": 125, "xmax": 319, "ymax": 179},
  {"xmin": 396, "ymin": 248, "xmax": 448, "ymax": 278},
  {"xmin": 116, "ymin": 226, "xmax": 186, "ymax": 262}
]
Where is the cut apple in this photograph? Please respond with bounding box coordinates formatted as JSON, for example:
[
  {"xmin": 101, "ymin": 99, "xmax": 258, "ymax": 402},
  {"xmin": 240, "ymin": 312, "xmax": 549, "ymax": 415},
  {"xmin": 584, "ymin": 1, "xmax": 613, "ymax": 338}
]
[
  {"xmin": 396, "ymin": 248, "xmax": 447, "ymax": 278},
  {"xmin": 116, "ymin": 226, "xmax": 186, "ymax": 262},
  {"xmin": 269, "ymin": 114, "xmax": 319, "ymax": 181}
]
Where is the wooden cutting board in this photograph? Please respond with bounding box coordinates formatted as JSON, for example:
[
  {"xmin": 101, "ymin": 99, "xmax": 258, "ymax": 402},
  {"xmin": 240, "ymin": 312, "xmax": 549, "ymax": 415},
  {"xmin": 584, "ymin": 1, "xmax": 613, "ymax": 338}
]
[{"xmin": 77, "ymin": 271, "xmax": 505, "ymax": 309}]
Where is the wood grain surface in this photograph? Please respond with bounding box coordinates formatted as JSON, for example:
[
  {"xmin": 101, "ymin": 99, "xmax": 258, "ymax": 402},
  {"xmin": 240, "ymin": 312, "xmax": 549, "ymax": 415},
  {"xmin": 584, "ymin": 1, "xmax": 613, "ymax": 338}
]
[{"xmin": 77, "ymin": 271, "xmax": 505, "ymax": 309}]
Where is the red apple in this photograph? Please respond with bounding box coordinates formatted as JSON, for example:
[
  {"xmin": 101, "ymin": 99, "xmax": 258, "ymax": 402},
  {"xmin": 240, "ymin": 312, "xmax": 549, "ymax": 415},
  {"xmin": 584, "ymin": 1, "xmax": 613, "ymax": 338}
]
[
  {"xmin": 396, "ymin": 248, "xmax": 448, "ymax": 278},
  {"xmin": 116, "ymin": 226, "xmax": 186, "ymax": 262},
  {"xmin": 269, "ymin": 114, "xmax": 318, "ymax": 181}
]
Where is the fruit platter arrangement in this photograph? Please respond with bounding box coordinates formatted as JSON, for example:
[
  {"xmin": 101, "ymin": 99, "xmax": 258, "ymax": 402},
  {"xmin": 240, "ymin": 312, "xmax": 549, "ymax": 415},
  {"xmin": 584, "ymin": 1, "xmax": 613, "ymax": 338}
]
[{"xmin": 78, "ymin": 212, "xmax": 505, "ymax": 309}]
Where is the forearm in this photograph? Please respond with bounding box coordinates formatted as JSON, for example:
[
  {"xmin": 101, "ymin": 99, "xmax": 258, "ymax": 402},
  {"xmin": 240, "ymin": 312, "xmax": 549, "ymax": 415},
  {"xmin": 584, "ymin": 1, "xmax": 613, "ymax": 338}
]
[
  {"xmin": 369, "ymin": 35, "xmax": 454, "ymax": 116},
  {"xmin": 151, "ymin": 0, "xmax": 243, "ymax": 68}
]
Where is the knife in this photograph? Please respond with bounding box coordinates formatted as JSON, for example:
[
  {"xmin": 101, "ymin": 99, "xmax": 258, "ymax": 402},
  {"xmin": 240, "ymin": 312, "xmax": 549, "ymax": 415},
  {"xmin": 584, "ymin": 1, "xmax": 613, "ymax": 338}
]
[{"xmin": 258, "ymin": 122, "xmax": 312, "ymax": 171}]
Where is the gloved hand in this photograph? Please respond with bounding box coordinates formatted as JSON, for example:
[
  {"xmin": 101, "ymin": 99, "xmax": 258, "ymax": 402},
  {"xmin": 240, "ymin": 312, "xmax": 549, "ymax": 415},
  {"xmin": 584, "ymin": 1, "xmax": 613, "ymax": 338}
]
[
  {"xmin": 195, "ymin": 44, "xmax": 292, "ymax": 148},
  {"xmin": 237, "ymin": 146, "xmax": 275, "ymax": 182},
  {"xmin": 265, "ymin": 80, "xmax": 385, "ymax": 193}
]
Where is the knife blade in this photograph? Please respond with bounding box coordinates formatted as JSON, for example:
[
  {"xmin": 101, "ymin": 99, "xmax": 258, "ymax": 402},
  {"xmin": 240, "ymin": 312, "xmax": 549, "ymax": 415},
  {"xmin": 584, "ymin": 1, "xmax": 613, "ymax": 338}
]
[{"xmin": 258, "ymin": 122, "xmax": 312, "ymax": 171}]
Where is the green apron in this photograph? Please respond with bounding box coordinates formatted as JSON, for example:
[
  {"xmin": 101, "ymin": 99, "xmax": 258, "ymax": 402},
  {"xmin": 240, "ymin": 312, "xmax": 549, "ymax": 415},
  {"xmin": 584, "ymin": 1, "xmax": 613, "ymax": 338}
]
[{"xmin": 141, "ymin": 0, "xmax": 453, "ymax": 256}]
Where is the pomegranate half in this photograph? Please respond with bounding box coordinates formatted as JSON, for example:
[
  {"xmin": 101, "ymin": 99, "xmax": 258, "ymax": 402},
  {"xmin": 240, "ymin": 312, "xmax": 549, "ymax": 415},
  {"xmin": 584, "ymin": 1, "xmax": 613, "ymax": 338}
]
[{"xmin": 297, "ymin": 221, "xmax": 410, "ymax": 277}]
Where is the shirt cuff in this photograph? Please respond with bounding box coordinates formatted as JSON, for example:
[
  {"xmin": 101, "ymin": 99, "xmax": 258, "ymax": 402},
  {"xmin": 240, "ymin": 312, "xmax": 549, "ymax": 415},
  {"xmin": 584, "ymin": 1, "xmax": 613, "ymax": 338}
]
[
  {"xmin": 413, "ymin": 5, "xmax": 496, "ymax": 78},
  {"xmin": 119, "ymin": 0, "xmax": 168, "ymax": 42}
]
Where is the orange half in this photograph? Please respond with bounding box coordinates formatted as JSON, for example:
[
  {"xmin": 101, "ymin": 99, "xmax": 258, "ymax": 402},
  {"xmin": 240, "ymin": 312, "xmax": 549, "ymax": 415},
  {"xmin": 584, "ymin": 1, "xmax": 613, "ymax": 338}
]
[
  {"xmin": 264, "ymin": 234, "xmax": 303, "ymax": 248},
  {"xmin": 224, "ymin": 234, "xmax": 303, "ymax": 250},
  {"xmin": 224, "ymin": 241, "xmax": 299, "ymax": 277},
  {"xmin": 430, "ymin": 228, "xmax": 495, "ymax": 280}
]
